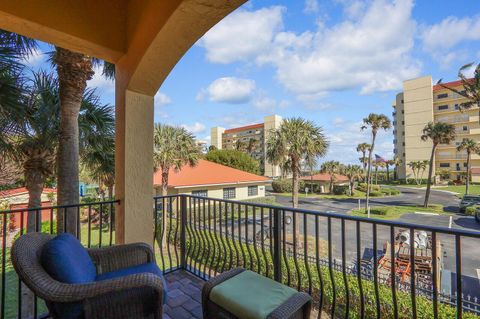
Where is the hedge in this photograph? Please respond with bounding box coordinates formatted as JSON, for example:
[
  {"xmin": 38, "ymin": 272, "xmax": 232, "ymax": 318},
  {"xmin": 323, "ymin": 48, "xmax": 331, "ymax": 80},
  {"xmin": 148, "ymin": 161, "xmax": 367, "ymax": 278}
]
[
  {"xmin": 159, "ymin": 223, "xmax": 478, "ymax": 319},
  {"xmin": 272, "ymin": 179, "xmax": 305, "ymax": 193}
]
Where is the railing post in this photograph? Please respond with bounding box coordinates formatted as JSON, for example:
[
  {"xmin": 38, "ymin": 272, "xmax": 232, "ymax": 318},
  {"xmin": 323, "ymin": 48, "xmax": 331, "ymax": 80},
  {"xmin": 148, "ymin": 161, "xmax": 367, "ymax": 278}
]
[
  {"xmin": 180, "ymin": 195, "xmax": 187, "ymax": 270},
  {"xmin": 273, "ymin": 208, "xmax": 282, "ymax": 282}
]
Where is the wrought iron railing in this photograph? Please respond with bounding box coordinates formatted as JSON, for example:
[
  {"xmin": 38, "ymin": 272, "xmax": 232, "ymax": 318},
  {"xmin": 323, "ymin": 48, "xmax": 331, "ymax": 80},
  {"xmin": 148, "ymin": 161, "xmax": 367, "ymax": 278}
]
[
  {"xmin": 0, "ymin": 199, "xmax": 119, "ymax": 319},
  {"xmin": 154, "ymin": 194, "xmax": 480, "ymax": 319}
]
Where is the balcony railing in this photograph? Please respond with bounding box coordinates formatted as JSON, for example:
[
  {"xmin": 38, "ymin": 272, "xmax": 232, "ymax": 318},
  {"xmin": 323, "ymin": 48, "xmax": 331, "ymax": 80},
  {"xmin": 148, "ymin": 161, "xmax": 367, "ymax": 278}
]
[
  {"xmin": 2, "ymin": 195, "xmax": 480, "ymax": 318},
  {"xmin": 155, "ymin": 195, "xmax": 480, "ymax": 319}
]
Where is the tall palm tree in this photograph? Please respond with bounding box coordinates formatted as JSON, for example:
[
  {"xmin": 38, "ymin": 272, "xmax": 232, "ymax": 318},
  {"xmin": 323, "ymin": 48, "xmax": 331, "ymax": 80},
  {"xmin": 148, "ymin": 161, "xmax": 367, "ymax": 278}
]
[
  {"xmin": 372, "ymin": 160, "xmax": 386, "ymax": 185},
  {"xmin": 266, "ymin": 118, "xmax": 328, "ymax": 208},
  {"xmin": 361, "ymin": 114, "xmax": 391, "ymax": 211},
  {"xmin": 407, "ymin": 161, "xmax": 420, "ymax": 184},
  {"xmin": 342, "ymin": 164, "xmax": 362, "ymax": 196},
  {"xmin": 356, "ymin": 142, "xmax": 371, "ymax": 172},
  {"xmin": 153, "ymin": 124, "xmax": 200, "ymax": 196},
  {"xmin": 320, "ymin": 161, "xmax": 342, "ymax": 194},
  {"xmin": 437, "ymin": 62, "xmax": 480, "ymax": 115},
  {"xmin": 392, "ymin": 156, "xmax": 402, "ymax": 180},
  {"xmin": 421, "ymin": 122, "xmax": 456, "ymax": 207},
  {"xmin": 457, "ymin": 138, "xmax": 480, "ymax": 195},
  {"xmin": 385, "ymin": 159, "xmax": 395, "ymax": 181}
]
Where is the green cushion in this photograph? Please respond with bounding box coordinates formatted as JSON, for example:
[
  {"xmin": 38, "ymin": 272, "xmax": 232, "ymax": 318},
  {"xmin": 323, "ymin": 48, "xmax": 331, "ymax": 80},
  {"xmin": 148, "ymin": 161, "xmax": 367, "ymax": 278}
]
[{"xmin": 210, "ymin": 270, "xmax": 297, "ymax": 319}]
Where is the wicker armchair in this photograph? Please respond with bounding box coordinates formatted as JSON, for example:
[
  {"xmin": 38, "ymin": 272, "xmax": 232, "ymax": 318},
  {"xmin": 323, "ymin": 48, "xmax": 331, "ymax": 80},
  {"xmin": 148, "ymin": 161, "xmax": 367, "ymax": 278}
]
[{"xmin": 11, "ymin": 233, "xmax": 164, "ymax": 319}]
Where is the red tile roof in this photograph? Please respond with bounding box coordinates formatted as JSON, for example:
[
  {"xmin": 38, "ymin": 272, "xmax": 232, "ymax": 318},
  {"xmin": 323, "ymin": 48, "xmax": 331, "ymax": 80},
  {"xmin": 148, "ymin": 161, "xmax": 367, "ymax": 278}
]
[
  {"xmin": 301, "ymin": 173, "xmax": 349, "ymax": 182},
  {"xmin": 154, "ymin": 159, "xmax": 270, "ymax": 188},
  {"xmin": 0, "ymin": 187, "xmax": 57, "ymax": 197},
  {"xmin": 224, "ymin": 123, "xmax": 264, "ymax": 134},
  {"xmin": 433, "ymin": 78, "xmax": 473, "ymax": 91}
]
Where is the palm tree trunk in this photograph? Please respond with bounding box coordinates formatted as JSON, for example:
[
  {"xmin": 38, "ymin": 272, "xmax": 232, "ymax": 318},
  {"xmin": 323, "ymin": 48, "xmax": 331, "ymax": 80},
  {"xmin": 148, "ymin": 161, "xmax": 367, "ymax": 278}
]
[
  {"xmin": 24, "ymin": 168, "xmax": 44, "ymax": 318},
  {"xmin": 375, "ymin": 167, "xmax": 378, "ymax": 184},
  {"xmin": 55, "ymin": 47, "xmax": 93, "ymax": 234},
  {"xmin": 329, "ymin": 177, "xmax": 334, "ymax": 194},
  {"xmin": 291, "ymin": 161, "xmax": 299, "ymax": 208},
  {"xmin": 365, "ymin": 134, "xmax": 376, "ymax": 212},
  {"xmin": 424, "ymin": 144, "xmax": 437, "ymax": 207},
  {"xmin": 386, "ymin": 165, "xmax": 390, "ymax": 181},
  {"xmin": 466, "ymin": 152, "xmax": 470, "ymax": 195},
  {"xmin": 161, "ymin": 168, "xmax": 169, "ymax": 196}
]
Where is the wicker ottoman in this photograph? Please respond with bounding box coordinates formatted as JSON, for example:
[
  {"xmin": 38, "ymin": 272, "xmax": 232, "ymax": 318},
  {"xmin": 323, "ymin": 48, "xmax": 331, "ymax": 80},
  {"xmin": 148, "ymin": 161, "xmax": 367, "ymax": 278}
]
[{"xmin": 202, "ymin": 268, "xmax": 312, "ymax": 319}]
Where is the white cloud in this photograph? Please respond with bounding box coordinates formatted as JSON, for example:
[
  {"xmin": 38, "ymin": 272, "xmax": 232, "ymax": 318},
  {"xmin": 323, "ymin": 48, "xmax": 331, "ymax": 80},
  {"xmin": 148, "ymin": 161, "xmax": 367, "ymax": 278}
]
[
  {"xmin": 154, "ymin": 92, "xmax": 172, "ymax": 106},
  {"xmin": 181, "ymin": 122, "xmax": 206, "ymax": 134},
  {"xmin": 422, "ymin": 16, "xmax": 480, "ymax": 52},
  {"xmin": 198, "ymin": 6, "xmax": 284, "ymax": 64},
  {"xmin": 421, "ymin": 15, "xmax": 480, "ymax": 65},
  {"xmin": 252, "ymin": 96, "xmax": 277, "ymax": 110},
  {"xmin": 201, "ymin": 0, "xmax": 420, "ymax": 96},
  {"xmin": 23, "ymin": 48, "xmax": 44, "ymax": 66},
  {"xmin": 324, "ymin": 120, "xmax": 393, "ymax": 164},
  {"xmin": 88, "ymin": 65, "xmax": 114, "ymax": 92},
  {"xmin": 304, "ymin": 0, "xmax": 320, "ymax": 14},
  {"xmin": 198, "ymin": 77, "xmax": 256, "ymax": 104}
]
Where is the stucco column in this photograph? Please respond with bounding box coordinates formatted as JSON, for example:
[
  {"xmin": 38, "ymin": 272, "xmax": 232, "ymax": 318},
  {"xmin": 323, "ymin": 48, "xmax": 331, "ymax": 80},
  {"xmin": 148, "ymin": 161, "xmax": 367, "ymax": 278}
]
[{"xmin": 115, "ymin": 76, "xmax": 154, "ymax": 244}]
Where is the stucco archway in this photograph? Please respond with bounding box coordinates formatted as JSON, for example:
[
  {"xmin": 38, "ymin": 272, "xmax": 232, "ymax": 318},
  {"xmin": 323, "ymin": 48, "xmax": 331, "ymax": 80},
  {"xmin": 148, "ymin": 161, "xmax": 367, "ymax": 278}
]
[{"xmin": 0, "ymin": 0, "xmax": 246, "ymax": 244}]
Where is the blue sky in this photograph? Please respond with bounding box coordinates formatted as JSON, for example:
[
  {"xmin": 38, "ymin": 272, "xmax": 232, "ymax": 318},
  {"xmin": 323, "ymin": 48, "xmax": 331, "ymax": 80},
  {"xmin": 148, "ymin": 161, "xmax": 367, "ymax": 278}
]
[{"xmin": 26, "ymin": 0, "xmax": 480, "ymax": 164}]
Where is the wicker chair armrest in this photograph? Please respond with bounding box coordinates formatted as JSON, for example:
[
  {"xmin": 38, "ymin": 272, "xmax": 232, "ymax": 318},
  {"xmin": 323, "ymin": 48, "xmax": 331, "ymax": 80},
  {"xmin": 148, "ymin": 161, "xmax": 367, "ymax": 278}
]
[
  {"xmin": 267, "ymin": 292, "xmax": 312, "ymax": 319},
  {"xmin": 88, "ymin": 243, "xmax": 155, "ymax": 274},
  {"xmin": 202, "ymin": 267, "xmax": 245, "ymax": 318},
  {"xmin": 42, "ymin": 272, "xmax": 164, "ymax": 303}
]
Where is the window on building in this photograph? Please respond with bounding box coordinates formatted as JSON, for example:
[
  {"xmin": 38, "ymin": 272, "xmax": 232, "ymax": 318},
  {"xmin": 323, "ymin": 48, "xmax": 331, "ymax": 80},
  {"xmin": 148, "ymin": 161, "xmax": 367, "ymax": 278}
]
[
  {"xmin": 454, "ymin": 104, "xmax": 460, "ymax": 110},
  {"xmin": 437, "ymin": 93, "xmax": 448, "ymax": 99},
  {"xmin": 401, "ymin": 110, "xmax": 404, "ymax": 114},
  {"xmin": 248, "ymin": 186, "xmax": 258, "ymax": 196},
  {"xmin": 402, "ymin": 142, "xmax": 405, "ymax": 146},
  {"xmin": 463, "ymin": 126, "xmax": 468, "ymax": 131},
  {"xmin": 439, "ymin": 163, "xmax": 450, "ymax": 168},
  {"xmin": 438, "ymin": 105, "xmax": 448, "ymax": 110},
  {"xmin": 192, "ymin": 190, "xmax": 208, "ymax": 197},
  {"xmin": 401, "ymin": 99, "xmax": 404, "ymax": 104},
  {"xmin": 223, "ymin": 187, "xmax": 236, "ymax": 199},
  {"xmin": 402, "ymin": 131, "xmax": 405, "ymax": 136},
  {"xmin": 464, "ymin": 163, "xmax": 468, "ymax": 168},
  {"xmin": 402, "ymin": 121, "xmax": 404, "ymax": 125},
  {"xmin": 402, "ymin": 153, "xmax": 405, "ymax": 157}
]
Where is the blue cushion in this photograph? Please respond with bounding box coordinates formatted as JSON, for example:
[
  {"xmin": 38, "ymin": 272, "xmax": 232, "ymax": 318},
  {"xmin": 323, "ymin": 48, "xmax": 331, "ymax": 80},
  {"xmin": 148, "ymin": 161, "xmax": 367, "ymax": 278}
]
[
  {"xmin": 96, "ymin": 262, "xmax": 168, "ymax": 304},
  {"xmin": 41, "ymin": 233, "xmax": 96, "ymax": 284}
]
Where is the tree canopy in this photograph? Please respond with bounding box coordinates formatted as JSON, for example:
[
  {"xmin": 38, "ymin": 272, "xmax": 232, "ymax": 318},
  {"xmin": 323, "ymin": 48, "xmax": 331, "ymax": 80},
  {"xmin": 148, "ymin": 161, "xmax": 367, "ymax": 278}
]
[{"xmin": 205, "ymin": 149, "xmax": 261, "ymax": 175}]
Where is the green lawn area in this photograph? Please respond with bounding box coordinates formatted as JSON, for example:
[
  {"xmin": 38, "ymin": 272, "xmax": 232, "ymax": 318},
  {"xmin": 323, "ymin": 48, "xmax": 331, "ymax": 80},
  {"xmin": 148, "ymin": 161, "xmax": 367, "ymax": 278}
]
[
  {"xmin": 272, "ymin": 189, "xmax": 400, "ymax": 200},
  {"xmin": 349, "ymin": 204, "xmax": 451, "ymax": 220}
]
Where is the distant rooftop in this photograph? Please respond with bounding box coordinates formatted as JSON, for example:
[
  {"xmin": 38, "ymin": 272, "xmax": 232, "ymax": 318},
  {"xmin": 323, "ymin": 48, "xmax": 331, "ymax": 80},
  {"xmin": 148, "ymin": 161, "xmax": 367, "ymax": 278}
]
[
  {"xmin": 153, "ymin": 159, "xmax": 270, "ymax": 188},
  {"xmin": 224, "ymin": 123, "xmax": 264, "ymax": 134},
  {"xmin": 433, "ymin": 78, "xmax": 473, "ymax": 92},
  {"xmin": 301, "ymin": 173, "xmax": 348, "ymax": 182}
]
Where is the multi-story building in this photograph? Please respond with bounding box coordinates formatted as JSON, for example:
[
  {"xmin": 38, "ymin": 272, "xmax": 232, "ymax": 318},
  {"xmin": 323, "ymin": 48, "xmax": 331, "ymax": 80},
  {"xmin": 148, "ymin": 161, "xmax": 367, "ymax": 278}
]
[
  {"xmin": 393, "ymin": 76, "xmax": 478, "ymax": 181},
  {"xmin": 211, "ymin": 115, "xmax": 282, "ymax": 177}
]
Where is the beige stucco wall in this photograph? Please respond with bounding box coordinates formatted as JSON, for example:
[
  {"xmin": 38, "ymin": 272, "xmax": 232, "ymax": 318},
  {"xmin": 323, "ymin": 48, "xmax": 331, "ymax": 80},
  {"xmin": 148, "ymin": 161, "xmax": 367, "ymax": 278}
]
[
  {"xmin": 211, "ymin": 127, "xmax": 225, "ymax": 150},
  {"xmin": 263, "ymin": 115, "xmax": 282, "ymax": 177},
  {"xmin": 402, "ymin": 76, "xmax": 434, "ymax": 180},
  {"xmin": 154, "ymin": 183, "xmax": 268, "ymax": 201}
]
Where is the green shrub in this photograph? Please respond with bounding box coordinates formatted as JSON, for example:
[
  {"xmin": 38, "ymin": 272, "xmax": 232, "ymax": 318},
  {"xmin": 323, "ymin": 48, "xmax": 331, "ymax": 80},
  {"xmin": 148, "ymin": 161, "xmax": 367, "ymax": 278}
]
[
  {"xmin": 465, "ymin": 205, "xmax": 480, "ymax": 216},
  {"xmin": 357, "ymin": 183, "xmax": 380, "ymax": 193},
  {"xmin": 272, "ymin": 179, "xmax": 305, "ymax": 193},
  {"xmin": 369, "ymin": 207, "xmax": 388, "ymax": 215},
  {"xmin": 370, "ymin": 190, "xmax": 383, "ymax": 197},
  {"xmin": 333, "ymin": 185, "xmax": 349, "ymax": 195}
]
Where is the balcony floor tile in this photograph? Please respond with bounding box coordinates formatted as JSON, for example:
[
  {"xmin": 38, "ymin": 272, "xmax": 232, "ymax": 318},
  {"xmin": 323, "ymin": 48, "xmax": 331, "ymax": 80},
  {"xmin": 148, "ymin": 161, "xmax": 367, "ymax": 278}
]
[{"xmin": 164, "ymin": 271, "xmax": 205, "ymax": 319}]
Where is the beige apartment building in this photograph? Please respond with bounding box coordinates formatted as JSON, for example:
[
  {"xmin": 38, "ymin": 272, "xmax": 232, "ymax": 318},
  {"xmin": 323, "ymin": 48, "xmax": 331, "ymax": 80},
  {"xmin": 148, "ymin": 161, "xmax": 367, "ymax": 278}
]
[
  {"xmin": 393, "ymin": 76, "xmax": 479, "ymax": 181},
  {"xmin": 211, "ymin": 115, "xmax": 282, "ymax": 177}
]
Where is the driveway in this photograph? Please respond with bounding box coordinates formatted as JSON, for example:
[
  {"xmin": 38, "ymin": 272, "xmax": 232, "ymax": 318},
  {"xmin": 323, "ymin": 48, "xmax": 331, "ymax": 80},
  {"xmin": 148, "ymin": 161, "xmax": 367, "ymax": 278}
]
[{"xmin": 271, "ymin": 187, "xmax": 480, "ymax": 297}]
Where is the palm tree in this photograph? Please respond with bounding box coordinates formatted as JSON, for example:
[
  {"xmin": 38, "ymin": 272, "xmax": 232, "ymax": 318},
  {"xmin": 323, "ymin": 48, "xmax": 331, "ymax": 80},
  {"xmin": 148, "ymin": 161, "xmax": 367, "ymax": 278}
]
[
  {"xmin": 385, "ymin": 159, "xmax": 395, "ymax": 181},
  {"xmin": 437, "ymin": 62, "xmax": 480, "ymax": 115},
  {"xmin": 392, "ymin": 156, "xmax": 402, "ymax": 180},
  {"xmin": 407, "ymin": 161, "xmax": 420, "ymax": 184},
  {"xmin": 266, "ymin": 118, "xmax": 328, "ymax": 208},
  {"xmin": 372, "ymin": 160, "xmax": 386, "ymax": 185},
  {"xmin": 457, "ymin": 138, "xmax": 480, "ymax": 195},
  {"xmin": 153, "ymin": 124, "xmax": 200, "ymax": 196},
  {"xmin": 356, "ymin": 143, "xmax": 371, "ymax": 171},
  {"xmin": 361, "ymin": 114, "xmax": 391, "ymax": 211},
  {"xmin": 421, "ymin": 122, "xmax": 456, "ymax": 207},
  {"xmin": 342, "ymin": 164, "xmax": 362, "ymax": 196},
  {"xmin": 235, "ymin": 139, "xmax": 247, "ymax": 152},
  {"xmin": 320, "ymin": 161, "xmax": 341, "ymax": 194},
  {"xmin": 419, "ymin": 160, "xmax": 429, "ymax": 181}
]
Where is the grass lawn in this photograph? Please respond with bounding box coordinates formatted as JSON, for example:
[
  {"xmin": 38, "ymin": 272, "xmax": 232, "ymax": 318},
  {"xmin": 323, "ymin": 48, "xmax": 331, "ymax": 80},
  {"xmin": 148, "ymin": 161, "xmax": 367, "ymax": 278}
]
[
  {"xmin": 349, "ymin": 204, "xmax": 451, "ymax": 220},
  {"xmin": 272, "ymin": 189, "xmax": 400, "ymax": 200}
]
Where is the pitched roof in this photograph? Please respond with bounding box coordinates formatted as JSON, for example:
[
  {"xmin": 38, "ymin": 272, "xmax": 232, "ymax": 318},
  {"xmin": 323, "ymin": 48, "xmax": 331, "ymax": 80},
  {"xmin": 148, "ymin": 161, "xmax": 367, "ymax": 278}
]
[
  {"xmin": 154, "ymin": 159, "xmax": 270, "ymax": 188},
  {"xmin": 300, "ymin": 173, "xmax": 349, "ymax": 182},
  {"xmin": 224, "ymin": 123, "xmax": 264, "ymax": 134},
  {"xmin": 433, "ymin": 78, "xmax": 473, "ymax": 92}
]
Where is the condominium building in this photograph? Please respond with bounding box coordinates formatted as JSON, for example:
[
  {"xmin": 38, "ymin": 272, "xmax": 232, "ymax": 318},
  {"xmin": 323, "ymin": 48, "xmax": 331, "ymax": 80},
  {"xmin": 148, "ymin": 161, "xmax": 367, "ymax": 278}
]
[
  {"xmin": 393, "ymin": 76, "xmax": 478, "ymax": 181},
  {"xmin": 211, "ymin": 115, "xmax": 282, "ymax": 177}
]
